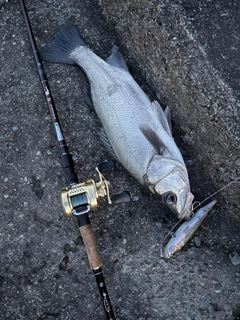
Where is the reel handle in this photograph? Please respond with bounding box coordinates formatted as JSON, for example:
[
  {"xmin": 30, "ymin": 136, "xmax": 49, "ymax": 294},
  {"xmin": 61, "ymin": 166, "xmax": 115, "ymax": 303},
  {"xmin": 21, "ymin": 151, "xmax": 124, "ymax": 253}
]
[
  {"xmin": 98, "ymin": 160, "xmax": 116, "ymax": 172},
  {"xmin": 111, "ymin": 191, "xmax": 131, "ymax": 204}
]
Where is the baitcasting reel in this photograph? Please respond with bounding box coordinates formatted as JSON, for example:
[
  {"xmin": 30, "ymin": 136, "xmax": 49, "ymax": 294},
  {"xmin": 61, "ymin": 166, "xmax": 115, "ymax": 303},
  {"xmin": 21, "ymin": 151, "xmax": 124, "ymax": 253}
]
[{"xmin": 61, "ymin": 160, "xmax": 131, "ymax": 216}]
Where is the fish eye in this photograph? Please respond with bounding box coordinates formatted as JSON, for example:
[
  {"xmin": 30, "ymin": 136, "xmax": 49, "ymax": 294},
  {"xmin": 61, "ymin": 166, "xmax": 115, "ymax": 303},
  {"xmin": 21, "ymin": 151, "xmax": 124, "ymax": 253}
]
[{"xmin": 162, "ymin": 192, "xmax": 177, "ymax": 206}]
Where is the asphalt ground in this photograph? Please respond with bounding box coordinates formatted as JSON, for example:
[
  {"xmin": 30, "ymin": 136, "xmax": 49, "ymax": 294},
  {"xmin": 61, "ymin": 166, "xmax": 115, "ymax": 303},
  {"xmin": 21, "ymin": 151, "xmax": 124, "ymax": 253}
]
[{"xmin": 1, "ymin": 1, "xmax": 240, "ymax": 320}]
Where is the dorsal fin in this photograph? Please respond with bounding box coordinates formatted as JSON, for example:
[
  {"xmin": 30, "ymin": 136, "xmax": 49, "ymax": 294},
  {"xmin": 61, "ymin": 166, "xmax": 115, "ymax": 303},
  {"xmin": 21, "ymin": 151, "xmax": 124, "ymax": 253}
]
[
  {"xmin": 151, "ymin": 101, "xmax": 172, "ymax": 137},
  {"xmin": 164, "ymin": 106, "xmax": 172, "ymax": 134},
  {"xmin": 106, "ymin": 45, "xmax": 129, "ymax": 71}
]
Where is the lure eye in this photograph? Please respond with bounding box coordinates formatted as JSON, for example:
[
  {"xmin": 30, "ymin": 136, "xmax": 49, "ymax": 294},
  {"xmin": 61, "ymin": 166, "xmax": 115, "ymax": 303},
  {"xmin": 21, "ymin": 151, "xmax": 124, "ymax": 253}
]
[{"xmin": 162, "ymin": 192, "xmax": 177, "ymax": 206}]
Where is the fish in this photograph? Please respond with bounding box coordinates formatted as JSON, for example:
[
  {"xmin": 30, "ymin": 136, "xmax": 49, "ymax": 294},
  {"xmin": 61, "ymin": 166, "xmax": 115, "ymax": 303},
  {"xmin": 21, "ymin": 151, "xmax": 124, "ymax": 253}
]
[
  {"xmin": 163, "ymin": 199, "xmax": 217, "ymax": 258},
  {"xmin": 40, "ymin": 23, "xmax": 194, "ymax": 219}
]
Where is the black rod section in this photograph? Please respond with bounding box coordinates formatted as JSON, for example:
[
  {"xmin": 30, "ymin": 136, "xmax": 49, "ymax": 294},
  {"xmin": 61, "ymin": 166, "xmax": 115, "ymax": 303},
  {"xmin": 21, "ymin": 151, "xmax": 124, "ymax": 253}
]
[
  {"xmin": 94, "ymin": 268, "xmax": 116, "ymax": 320},
  {"xmin": 19, "ymin": 0, "xmax": 78, "ymax": 186}
]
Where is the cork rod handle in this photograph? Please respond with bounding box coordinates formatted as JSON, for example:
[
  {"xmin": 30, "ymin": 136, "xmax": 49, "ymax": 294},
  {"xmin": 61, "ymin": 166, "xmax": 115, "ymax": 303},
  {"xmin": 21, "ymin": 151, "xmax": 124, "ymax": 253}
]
[{"xmin": 80, "ymin": 224, "xmax": 103, "ymax": 269}]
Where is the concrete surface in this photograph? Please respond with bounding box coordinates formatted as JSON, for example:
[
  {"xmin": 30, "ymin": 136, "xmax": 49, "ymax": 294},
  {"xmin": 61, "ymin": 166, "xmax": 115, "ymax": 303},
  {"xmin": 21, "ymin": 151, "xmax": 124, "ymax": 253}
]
[{"xmin": 0, "ymin": 0, "xmax": 239, "ymax": 320}]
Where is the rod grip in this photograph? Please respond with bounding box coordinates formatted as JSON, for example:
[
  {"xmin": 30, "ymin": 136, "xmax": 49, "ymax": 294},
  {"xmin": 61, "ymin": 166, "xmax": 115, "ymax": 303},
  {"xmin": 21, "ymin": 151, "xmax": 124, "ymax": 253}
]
[{"xmin": 80, "ymin": 224, "xmax": 102, "ymax": 269}]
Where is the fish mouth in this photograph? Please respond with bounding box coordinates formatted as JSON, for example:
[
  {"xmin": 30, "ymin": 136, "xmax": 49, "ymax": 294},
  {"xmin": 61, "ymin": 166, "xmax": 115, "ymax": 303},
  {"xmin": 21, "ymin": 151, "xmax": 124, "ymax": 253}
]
[
  {"xmin": 178, "ymin": 206, "xmax": 191, "ymax": 220},
  {"xmin": 177, "ymin": 192, "xmax": 194, "ymax": 220}
]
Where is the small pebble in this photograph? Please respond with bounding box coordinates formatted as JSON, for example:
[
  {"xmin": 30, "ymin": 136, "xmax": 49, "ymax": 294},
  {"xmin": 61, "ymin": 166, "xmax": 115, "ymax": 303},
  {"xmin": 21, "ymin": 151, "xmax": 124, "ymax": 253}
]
[
  {"xmin": 229, "ymin": 250, "xmax": 240, "ymax": 265},
  {"xmin": 12, "ymin": 126, "xmax": 18, "ymax": 131},
  {"xmin": 193, "ymin": 236, "xmax": 201, "ymax": 247},
  {"xmin": 214, "ymin": 311, "xmax": 226, "ymax": 320},
  {"xmin": 36, "ymin": 151, "xmax": 42, "ymax": 156},
  {"xmin": 213, "ymin": 282, "xmax": 222, "ymax": 293},
  {"xmin": 132, "ymin": 195, "xmax": 139, "ymax": 202},
  {"xmin": 155, "ymin": 222, "xmax": 162, "ymax": 229},
  {"xmin": 4, "ymin": 178, "xmax": 8, "ymax": 182},
  {"xmin": 72, "ymin": 155, "xmax": 77, "ymax": 161},
  {"xmin": 235, "ymin": 158, "xmax": 240, "ymax": 166}
]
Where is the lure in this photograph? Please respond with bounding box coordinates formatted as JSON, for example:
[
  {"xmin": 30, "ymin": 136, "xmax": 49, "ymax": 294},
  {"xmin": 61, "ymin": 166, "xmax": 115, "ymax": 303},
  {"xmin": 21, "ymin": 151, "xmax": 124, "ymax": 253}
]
[{"xmin": 163, "ymin": 200, "xmax": 217, "ymax": 259}]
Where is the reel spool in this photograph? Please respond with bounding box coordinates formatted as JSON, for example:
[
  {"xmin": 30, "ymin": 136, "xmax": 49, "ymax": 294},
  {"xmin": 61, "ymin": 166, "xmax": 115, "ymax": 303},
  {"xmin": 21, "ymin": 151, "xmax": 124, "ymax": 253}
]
[{"xmin": 61, "ymin": 160, "xmax": 131, "ymax": 216}]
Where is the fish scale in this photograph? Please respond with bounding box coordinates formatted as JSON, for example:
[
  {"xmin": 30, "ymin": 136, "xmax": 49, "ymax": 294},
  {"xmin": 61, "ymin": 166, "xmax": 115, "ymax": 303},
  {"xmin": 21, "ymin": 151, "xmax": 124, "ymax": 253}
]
[
  {"xmin": 72, "ymin": 48, "xmax": 158, "ymax": 178},
  {"xmin": 40, "ymin": 23, "xmax": 194, "ymax": 219}
]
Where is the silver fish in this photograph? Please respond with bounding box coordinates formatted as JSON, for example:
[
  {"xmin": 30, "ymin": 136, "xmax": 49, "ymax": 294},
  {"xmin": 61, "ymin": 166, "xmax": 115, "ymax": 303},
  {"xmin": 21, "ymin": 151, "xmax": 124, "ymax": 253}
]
[
  {"xmin": 40, "ymin": 23, "xmax": 194, "ymax": 219},
  {"xmin": 163, "ymin": 199, "xmax": 217, "ymax": 259}
]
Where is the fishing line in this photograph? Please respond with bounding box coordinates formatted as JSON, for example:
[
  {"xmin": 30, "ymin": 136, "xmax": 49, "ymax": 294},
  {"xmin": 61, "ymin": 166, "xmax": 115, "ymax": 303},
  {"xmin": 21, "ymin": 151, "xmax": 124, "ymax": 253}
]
[
  {"xmin": 194, "ymin": 176, "xmax": 240, "ymax": 209},
  {"xmin": 159, "ymin": 176, "xmax": 240, "ymax": 256}
]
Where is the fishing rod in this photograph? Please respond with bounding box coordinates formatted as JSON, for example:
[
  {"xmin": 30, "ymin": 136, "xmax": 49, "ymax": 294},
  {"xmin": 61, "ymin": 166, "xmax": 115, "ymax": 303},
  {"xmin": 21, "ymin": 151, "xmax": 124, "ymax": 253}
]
[{"xmin": 20, "ymin": 0, "xmax": 130, "ymax": 318}]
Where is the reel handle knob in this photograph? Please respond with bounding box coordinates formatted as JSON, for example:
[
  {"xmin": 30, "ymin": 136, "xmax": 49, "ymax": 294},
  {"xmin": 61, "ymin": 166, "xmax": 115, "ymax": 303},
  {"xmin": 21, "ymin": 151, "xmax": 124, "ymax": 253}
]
[
  {"xmin": 98, "ymin": 160, "xmax": 116, "ymax": 172},
  {"xmin": 111, "ymin": 191, "xmax": 131, "ymax": 205}
]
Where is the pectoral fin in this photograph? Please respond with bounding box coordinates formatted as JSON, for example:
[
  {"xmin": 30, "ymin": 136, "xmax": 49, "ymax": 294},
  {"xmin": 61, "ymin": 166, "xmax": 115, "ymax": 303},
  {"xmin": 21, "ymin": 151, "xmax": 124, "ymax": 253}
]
[{"xmin": 140, "ymin": 126, "xmax": 167, "ymax": 156}]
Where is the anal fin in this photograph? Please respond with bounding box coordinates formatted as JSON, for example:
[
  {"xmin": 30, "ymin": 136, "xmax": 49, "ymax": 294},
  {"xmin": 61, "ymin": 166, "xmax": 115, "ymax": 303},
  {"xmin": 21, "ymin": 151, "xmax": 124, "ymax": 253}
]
[{"xmin": 82, "ymin": 84, "xmax": 95, "ymax": 112}]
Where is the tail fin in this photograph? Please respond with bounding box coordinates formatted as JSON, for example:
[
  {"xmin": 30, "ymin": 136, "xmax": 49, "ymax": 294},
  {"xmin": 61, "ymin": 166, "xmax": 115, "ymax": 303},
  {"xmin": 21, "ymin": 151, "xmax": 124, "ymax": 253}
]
[{"xmin": 39, "ymin": 23, "xmax": 87, "ymax": 64}]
